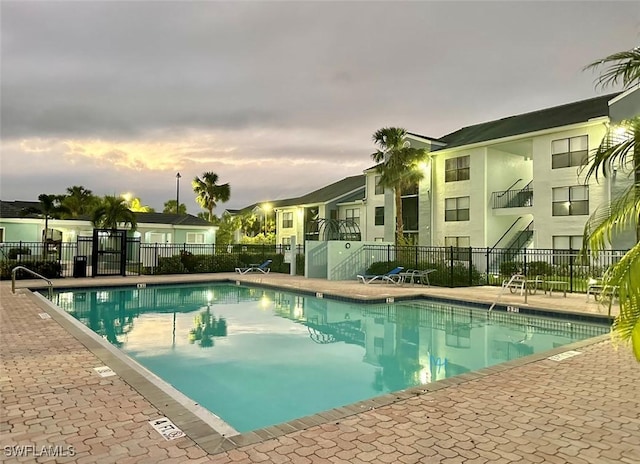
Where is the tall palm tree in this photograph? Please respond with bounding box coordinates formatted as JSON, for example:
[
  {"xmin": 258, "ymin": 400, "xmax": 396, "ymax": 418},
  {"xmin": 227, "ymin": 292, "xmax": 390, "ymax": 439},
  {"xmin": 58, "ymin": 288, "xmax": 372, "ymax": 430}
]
[
  {"xmin": 22, "ymin": 194, "xmax": 69, "ymax": 244},
  {"xmin": 582, "ymin": 45, "xmax": 640, "ymax": 360},
  {"xmin": 192, "ymin": 172, "xmax": 231, "ymax": 222},
  {"xmin": 91, "ymin": 195, "xmax": 137, "ymax": 231},
  {"xmin": 61, "ymin": 185, "xmax": 97, "ymax": 218},
  {"xmin": 371, "ymin": 127, "xmax": 430, "ymax": 244}
]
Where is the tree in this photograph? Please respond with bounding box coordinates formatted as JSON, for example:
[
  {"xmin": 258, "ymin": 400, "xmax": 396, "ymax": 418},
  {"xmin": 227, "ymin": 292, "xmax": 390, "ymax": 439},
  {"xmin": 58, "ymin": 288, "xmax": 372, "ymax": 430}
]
[
  {"xmin": 22, "ymin": 194, "xmax": 69, "ymax": 244},
  {"xmin": 582, "ymin": 45, "xmax": 640, "ymax": 360},
  {"xmin": 123, "ymin": 196, "xmax": 154, "ymax": 213},
  {"xmin": 215, "ymin": 214, "xmax": 241, "ymax": 246},
  {"xmin": 163, "ymin": 200, "xmax": 187, "ymax": 214},
  {"xmin": 197, "ymin": 212, "xmax": 212, "ymax": 223},
  {"xmin": 61, "ymin": 185, "xmax": 98, "ymax": 218},
  {"xmin": 91, "ymin": 195, "xmax": 137, "ymax": 231},
  {"xmin": 192, "ymin": 172, "xmax": 231, "ymax": 222},
  {"xmin": 371, "ymin": 127, "xmax": 430, "ymax": 244}
]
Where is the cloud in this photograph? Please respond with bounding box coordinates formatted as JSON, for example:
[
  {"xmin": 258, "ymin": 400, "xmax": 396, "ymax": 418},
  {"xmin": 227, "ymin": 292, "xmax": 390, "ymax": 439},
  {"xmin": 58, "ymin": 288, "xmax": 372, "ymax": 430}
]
[{"xmin": 1, "ymin": 1, "xmax": 638, "ymax": 213}]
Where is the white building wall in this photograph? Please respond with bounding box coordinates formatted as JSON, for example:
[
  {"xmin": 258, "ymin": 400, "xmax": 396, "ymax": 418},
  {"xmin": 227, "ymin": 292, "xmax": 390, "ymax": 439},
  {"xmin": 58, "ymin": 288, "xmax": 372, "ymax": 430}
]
[
  {"xmin": 276, "ymin": 206, "xmax": 305, "ymax": 245},
  {"xmin": 362, "ymin": 170, "xmax": 386, "ymax": 242},
  {"xmin": 485, "ymin": 148, "xmax": 534, "ymax": 248},
  {"xmin": 531, "ymin": 122, "xmax": 610, "ymax": 248},
  {"xmin": 431, "ymin": 147, "xmax": 485, "ymax": 247}
]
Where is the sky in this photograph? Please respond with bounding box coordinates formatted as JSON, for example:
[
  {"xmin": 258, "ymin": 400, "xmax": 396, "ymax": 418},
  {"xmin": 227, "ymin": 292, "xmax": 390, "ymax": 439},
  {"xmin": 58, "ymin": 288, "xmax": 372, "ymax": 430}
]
[{"xmin": 1, "ymin": 1, "xmax": 639, "ymax": 216}]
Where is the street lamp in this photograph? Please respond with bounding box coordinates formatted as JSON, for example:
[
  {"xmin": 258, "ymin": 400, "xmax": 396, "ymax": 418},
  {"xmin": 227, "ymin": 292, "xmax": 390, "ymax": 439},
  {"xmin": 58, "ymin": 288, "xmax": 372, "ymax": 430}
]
[{"xmin": 175, "ymin": 172, "xmax": 181, "ymax": 214}]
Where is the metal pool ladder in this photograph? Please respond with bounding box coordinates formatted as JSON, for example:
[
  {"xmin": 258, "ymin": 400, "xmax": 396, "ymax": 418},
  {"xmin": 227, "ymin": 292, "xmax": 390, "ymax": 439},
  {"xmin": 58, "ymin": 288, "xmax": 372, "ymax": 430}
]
[
  {"xmin": 489, "ymin": 274, "xmax": 528, "ymax": 312},
  {"xmin": 11, "ymin": 266, "xmax": 54, "ymax": 299}
]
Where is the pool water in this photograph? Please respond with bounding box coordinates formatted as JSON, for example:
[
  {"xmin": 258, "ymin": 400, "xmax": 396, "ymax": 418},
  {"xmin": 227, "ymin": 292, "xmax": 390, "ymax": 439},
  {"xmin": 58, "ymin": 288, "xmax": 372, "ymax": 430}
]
[{"xmin": 52, "ymin": 283, "xmax": 609, "ymax": 433}]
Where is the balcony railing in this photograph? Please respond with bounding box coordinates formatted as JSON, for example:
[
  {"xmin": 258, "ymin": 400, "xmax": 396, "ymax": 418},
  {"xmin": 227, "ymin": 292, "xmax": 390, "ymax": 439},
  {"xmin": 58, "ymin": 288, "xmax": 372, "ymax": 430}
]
[{"xmin": 493, "ymin": 181, "xmax": 533, "ymax": 209}]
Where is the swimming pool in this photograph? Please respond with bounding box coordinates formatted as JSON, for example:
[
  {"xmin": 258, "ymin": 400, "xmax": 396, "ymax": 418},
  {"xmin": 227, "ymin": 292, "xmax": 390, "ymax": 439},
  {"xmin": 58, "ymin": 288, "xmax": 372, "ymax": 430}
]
[{"xmin": 52, "ymin": 282, "xmax": 609, "ymax": 433}]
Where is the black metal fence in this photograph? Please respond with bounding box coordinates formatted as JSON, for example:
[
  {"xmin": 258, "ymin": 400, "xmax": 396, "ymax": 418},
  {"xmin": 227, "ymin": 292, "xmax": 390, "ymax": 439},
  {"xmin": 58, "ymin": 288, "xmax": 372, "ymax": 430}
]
[
  {"xmin": 360, "ymin": 244, "xmax": 627, "ymax": 293},
  {"xmin": 0, "ymin": 241, "xmax": 305, "ymax": 279},
  {"xmin": 1, "ymin": 240, "xmax": 628, "ymax": 294}
]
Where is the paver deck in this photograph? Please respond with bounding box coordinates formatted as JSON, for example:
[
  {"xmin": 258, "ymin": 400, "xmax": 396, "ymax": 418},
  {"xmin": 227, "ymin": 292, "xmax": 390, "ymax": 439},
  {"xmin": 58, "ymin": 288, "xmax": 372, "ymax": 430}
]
[{"xmin": 2, "ymin": 274, "xmax": 638, "ymax": 463}]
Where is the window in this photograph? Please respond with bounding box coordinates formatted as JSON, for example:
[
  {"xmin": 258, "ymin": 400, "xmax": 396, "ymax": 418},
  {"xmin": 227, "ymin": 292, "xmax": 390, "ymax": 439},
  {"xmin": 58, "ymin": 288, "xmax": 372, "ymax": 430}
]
[
  {"xmin": 552, "ymin": 186, "xmax": 589, "ymax": 216},
  {"xmin": 375, "ymin": 207, "xmax": 384, "ymax": 226},
  {"xmin": 374, "ymin": 175, "xmax": 384, "ymax": 195},
  {"xmin": 345, "ymin": 208, "xmax": 360, "ymax": 226},
  {"xmin": 445, "ymin": 197, "xmax": 470, "ymax": 221},
  {"xmin": 553, "ymin": 235, "xmax": 583, "ymax": 250},
  {"xmin": 445, "ymin": 236, "xmax": 470, "ymax": 261},
  {"xmin": 148, "ymin": 233, "xmax": 166, "ymax": 244},
  {"xmin": 0, "ymin": 228, "xmax": 4, "ymax": 243},
  {"xmin": 552, "ymin": 135, "xmax": 588, "ymax": 169},
  {"xmin": 553, "ymin": 236, "xmax": 583, "ymax": 265},
  {"xmin": 282, "ymin": 237, "xmax": 291, "ymax": 246},
  {"xmin": 445, "ymin": 236, "xmax": 470, "ymax": 248},
  {"xmin": 186, "ymin": 232, "xmax": 205, "ymax": 244},
  {"xmin": 445, "ymin": 155, "xmax": 470, "ymax": 182},
  {"xmin": 282, "ymin": 212, "xmax": 293, "ymax": 228}
]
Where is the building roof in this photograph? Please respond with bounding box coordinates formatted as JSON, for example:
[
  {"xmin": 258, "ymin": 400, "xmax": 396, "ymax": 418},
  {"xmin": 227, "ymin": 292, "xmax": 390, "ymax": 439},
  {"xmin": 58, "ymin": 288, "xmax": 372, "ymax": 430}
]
[
  {"xmin": 406, "ymin": 132, "xmax": 445, "ymax": 143},
  {"xmin": 230, "ymin": 175, "xmax": 366, "ymax": 212},
  {"xmin": 0, "ymin": 201, "xmax": 42, "ymax": 219},
  {"xmin": 0, "ymin": 200, "xmax": 211, "ymax": 226},
  {"xmin": 274, "ymin": 175, "xmax": 366, "ymax": 208},
  {"xmin": 435, "ymin": 93, "xmax": 620, "ymax": 150}
]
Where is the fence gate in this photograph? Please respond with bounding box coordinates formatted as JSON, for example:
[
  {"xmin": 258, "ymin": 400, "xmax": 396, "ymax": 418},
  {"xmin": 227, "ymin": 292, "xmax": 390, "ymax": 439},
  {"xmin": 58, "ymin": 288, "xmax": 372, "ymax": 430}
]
[{"xmin": 92, "ymin": 229, "xmax": 127, "ymax": 277}]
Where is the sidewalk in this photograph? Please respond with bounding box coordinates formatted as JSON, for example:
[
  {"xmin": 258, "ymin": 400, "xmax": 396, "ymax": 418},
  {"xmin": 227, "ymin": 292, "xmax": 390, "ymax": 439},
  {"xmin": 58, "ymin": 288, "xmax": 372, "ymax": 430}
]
[{"xmin": 1, "ymin": 275, "xmax": 638, "ymax": 463}]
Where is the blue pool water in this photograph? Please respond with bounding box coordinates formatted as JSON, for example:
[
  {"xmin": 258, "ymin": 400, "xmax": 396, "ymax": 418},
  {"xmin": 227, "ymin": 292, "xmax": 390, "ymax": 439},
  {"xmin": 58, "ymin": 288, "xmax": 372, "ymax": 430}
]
[{"xmin": 52, "ymin": 283, "xmax": 609, "ymax": 433}]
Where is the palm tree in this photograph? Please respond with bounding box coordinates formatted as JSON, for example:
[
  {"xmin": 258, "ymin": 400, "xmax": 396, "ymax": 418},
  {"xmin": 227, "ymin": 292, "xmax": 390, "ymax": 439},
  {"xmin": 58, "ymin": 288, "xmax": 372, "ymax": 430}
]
[
  {"xmin": 163, "ymin": 200, "xmax": 187, "ymax": 214},
  {"xmin": 371, "ymin": 127, "xmax": 430, "ymax": 244},
  {"xmin": 584, "ymin": 46, "xmax": 640, "ymax": 91},
  {"xmin": 22, "ymin": 194, "xmax": 69, "ymax": 244},
  {"xmin": 91, "ymin": 195, "xmax": 137, "ymax": 231},
  {"xmin": 582, "ymin": 45, "xmax": 640, "ymax": 360},
  {"xmin": 61, "ymin": 185, "xmax": 98, "ymax": 218},
  {"xmin": 192, "ymin": 172, "xmax": 231, "ymax": 222}
]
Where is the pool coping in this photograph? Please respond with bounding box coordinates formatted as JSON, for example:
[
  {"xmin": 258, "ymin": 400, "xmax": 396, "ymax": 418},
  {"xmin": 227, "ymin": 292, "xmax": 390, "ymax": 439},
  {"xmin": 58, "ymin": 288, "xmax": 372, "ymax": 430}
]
[{"xmin": 24, "ymin": 277, "xmax": 613, "ymax": 455}]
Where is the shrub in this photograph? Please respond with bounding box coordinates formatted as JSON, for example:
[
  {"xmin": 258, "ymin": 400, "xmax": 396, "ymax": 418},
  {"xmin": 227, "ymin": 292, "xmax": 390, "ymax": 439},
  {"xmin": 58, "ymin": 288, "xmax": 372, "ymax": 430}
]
[
  {"xmin": 500, "ymin": 261, "xmax": 521, "ymax": 276},
  {"xmin": 366, "ymin": 261, "xmax": 404, "ymax": 275},
  {"xmin": 0, "ymin": 260, "xmax": 62, "ymax": 280},
  {"xmin": 7, "ymin": 247, "xmax": 32, "ymax": 259},
  {"xmin": 156, "ymin": 256, "xmax": 187, "ymax": 274},
  {"xmin": 526, "ymin": 260, "xmax": 553, "ymax": 276}
]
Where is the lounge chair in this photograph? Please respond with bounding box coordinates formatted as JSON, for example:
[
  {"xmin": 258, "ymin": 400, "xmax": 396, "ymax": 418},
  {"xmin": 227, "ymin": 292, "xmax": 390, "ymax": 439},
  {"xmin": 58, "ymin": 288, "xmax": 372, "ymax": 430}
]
[
  {"xmin": 400, "ymin": 269, "xmax": 437, "ymax": 286},
  {"xmin": 357, "ymin": 266, "xmax": 404, "ymax": 284},
  {"xmin": 235, "ymin": 259, "xmax": 272, "ymax": 275}
]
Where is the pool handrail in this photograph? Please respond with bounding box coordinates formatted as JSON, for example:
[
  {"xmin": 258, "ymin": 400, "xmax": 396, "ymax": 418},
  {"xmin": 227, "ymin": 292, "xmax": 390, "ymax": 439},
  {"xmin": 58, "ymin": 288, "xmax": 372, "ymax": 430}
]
[{"xmin": 11, "ymin": 266, "xmax": 53, "ymax": 299}]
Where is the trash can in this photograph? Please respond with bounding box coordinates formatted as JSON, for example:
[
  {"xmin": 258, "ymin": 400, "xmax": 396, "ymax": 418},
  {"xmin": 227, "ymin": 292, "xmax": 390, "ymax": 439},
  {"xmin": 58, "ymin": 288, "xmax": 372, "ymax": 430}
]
[{"xmin": 73, "ymin": 256, "xmax": 87, "ymax": 278}]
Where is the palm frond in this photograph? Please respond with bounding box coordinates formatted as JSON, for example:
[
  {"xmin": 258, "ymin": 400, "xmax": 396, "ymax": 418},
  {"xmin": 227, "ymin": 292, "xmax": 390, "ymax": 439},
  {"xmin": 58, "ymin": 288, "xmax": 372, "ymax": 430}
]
[
  {"xmin": 583, "ymin": 183, "xmax": 640, "ymax": 254},
  {"xmin": 604, "ymin": 241, "xmax": 640, "ymax": 360},
  {"xmin": 580, "ymin": 117, "xmax": 638, "ymax": 183},
  {"xmin": 584, "ymin": 46, "xmax": 640, "ymax": 90}
]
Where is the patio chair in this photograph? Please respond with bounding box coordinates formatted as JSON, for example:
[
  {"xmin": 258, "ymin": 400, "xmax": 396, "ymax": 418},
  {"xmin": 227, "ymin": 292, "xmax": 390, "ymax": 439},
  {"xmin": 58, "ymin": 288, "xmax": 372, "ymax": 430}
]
[
  {"xmin": 357, "ymin": 266, "xmax": 404, "ymax": 285},
  {"xmin": 235, "ymin": 259, "xmax": 272, "ymax": 275},
  {"xmin": 401, "ymin": 269, "xmax": 437, "ymax": 286}
]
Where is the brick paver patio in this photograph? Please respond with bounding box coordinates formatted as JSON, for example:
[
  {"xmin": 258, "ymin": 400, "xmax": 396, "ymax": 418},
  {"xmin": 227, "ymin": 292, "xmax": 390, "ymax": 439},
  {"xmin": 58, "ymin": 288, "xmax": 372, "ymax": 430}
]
[{"xmin": 1, "ymin": 275, "xmax": 639, "ymax": 463}]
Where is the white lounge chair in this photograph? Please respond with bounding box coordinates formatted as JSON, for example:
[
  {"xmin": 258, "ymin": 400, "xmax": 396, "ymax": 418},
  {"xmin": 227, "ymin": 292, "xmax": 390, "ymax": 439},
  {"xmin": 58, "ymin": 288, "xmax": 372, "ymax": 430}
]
[
  {"xmin": 357, "ymin": 266, "xmax": 404, "ymax": 284},
  {"xmin": 235, "ymin": 259, "xmax": 272, "ymax": 275}
]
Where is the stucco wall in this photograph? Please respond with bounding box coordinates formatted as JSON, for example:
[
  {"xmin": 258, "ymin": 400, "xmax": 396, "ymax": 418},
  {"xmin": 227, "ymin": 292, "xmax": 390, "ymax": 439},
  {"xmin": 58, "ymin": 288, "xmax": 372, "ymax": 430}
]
[{"xmin": 531, "ymin": 122, "xmax": 609, "ymax": 248}]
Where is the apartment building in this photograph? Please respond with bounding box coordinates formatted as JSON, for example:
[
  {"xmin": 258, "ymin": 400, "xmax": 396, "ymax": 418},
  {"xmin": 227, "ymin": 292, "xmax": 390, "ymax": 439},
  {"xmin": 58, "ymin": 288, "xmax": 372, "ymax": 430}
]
[{"xmin": 363, "ymin": 92, "xmax": 637, "ymax": 252}]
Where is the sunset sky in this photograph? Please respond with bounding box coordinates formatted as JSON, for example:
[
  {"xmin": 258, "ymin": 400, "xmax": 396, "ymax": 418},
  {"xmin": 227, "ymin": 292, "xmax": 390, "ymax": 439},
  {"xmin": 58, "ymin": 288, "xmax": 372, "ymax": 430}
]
[{"xmin": 1, "ymin": 1, "xmax": 638, "ymax": 216}]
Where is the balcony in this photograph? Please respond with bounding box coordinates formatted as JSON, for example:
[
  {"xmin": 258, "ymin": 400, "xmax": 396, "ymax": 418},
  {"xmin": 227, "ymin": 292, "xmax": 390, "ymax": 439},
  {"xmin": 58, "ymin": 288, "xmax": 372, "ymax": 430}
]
[{"xmin": 492, "ymin": 181, "xmax": 533, "ymax": 209}]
